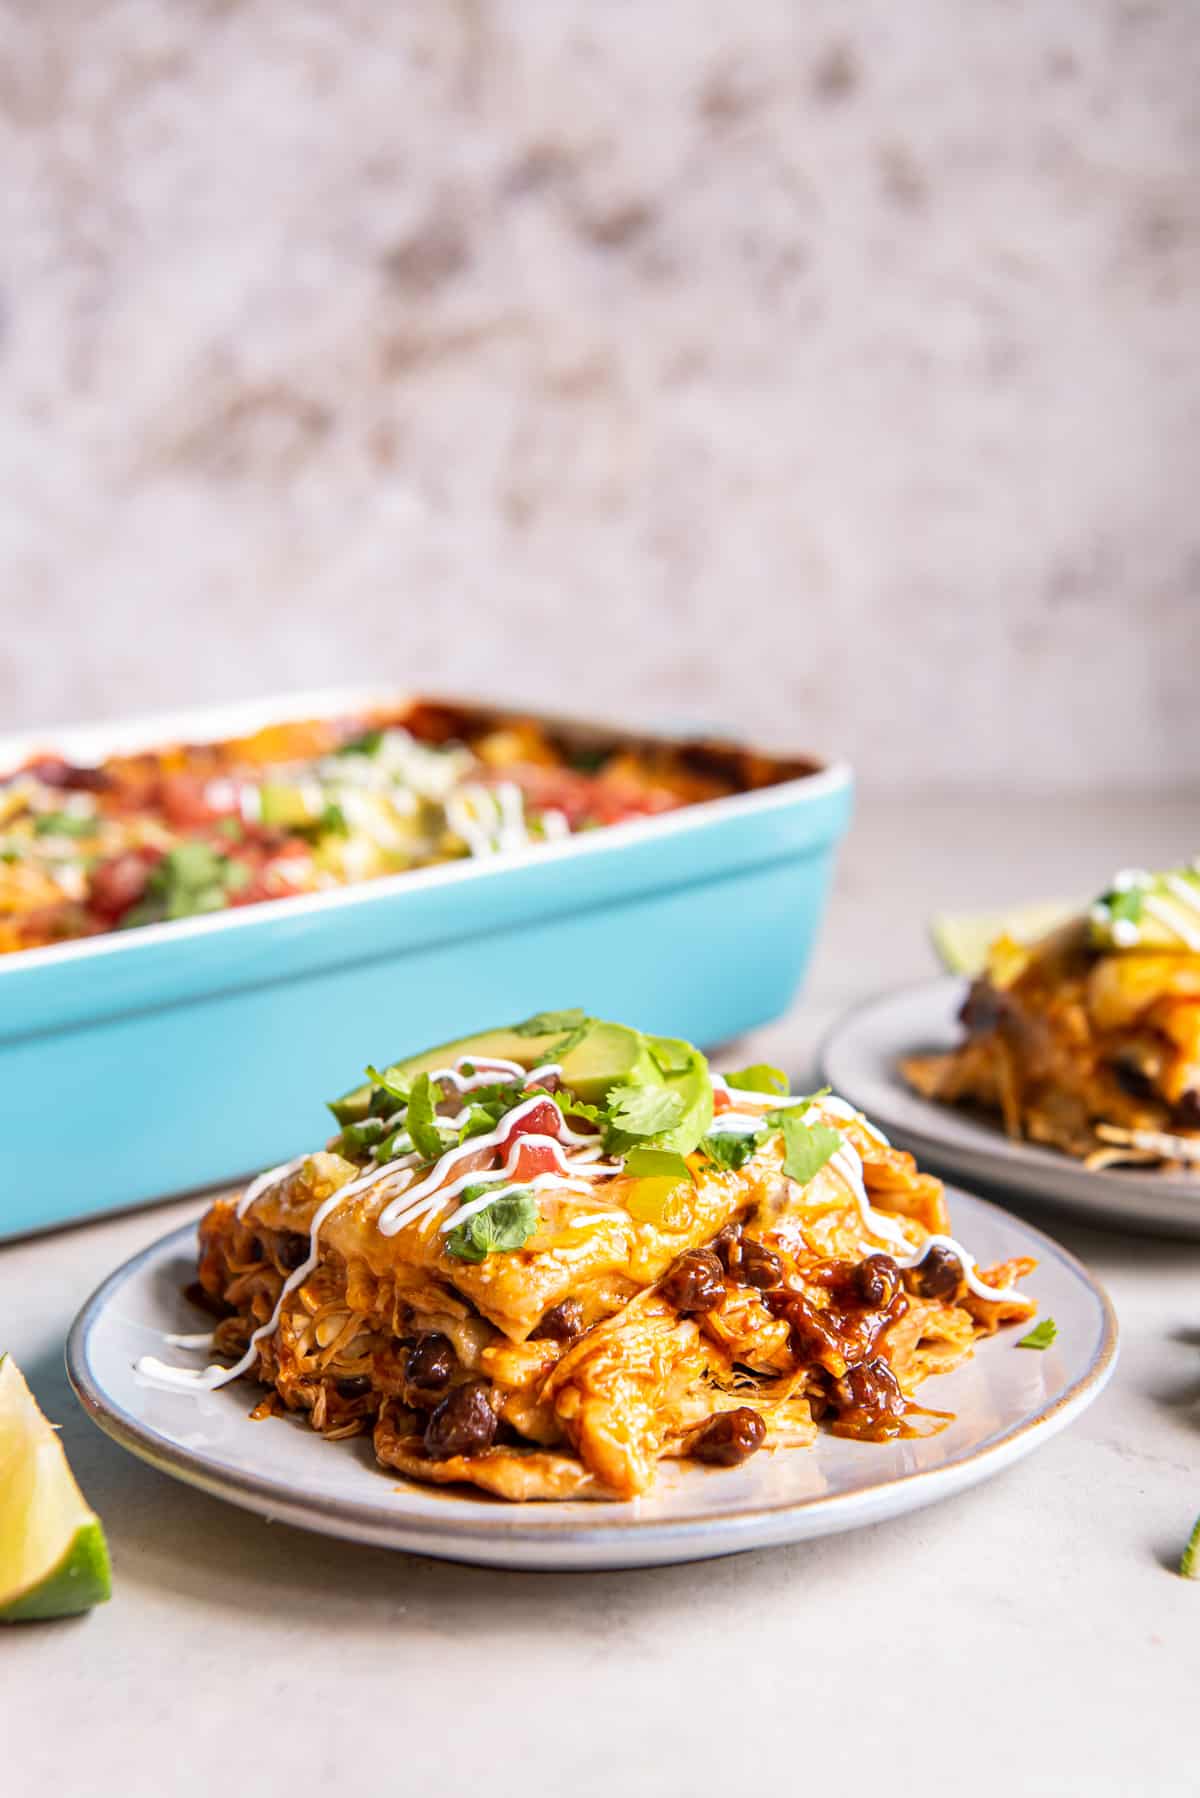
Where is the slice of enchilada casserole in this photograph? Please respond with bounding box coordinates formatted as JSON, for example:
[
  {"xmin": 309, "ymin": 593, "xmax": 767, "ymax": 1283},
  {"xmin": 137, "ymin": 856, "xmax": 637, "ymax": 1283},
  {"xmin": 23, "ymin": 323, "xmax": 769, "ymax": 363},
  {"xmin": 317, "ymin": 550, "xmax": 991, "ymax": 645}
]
[
  {"xmin": 904, "ymin": 863, "xmax": 1200, "ymax": 1170},
  {"xmin": 147, "ymin": 1012, "xmax": 1036, "ymax": 1500}
]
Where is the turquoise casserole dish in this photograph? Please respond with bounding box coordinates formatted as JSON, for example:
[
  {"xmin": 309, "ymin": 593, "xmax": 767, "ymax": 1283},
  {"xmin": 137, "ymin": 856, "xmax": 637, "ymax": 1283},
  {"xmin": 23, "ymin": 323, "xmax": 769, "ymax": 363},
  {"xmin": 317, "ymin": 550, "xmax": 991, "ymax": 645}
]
[{"xmin": 0, "ymin": 691, "xmax": 852, "ymax": 1238}]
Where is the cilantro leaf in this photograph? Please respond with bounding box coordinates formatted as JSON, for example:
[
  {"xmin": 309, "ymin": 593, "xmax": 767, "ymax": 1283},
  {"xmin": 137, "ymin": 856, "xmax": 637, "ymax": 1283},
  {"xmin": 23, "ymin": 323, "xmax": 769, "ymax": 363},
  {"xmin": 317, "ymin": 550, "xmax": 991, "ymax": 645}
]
[
  {"xmin": 512, "ymin": 1008, "xmax": 592, "ymax": 1063},
  {"xmin": 406, "ymin": 1073, "xmax": 449, "ymax": 1163},
  {"xmin": 702, "ymin": 1130, "xmax": 764, "ymax": 1171},
  {"xmin": 374, "ymin": 1126, "xmax": 413, "ymax": 1162},
  {"xmin": 453, "ymin": 1084, "xmax": 527, "ymax": 1141},
  {"xmin": 33, "ymin": 811, "xmax": 94, "ymax": 838},
  {"xmin": 622, "ymin": 1147, "xmax": 695, "ymax": 1185},
  {"xmin": 553, "ymin": 1093, "xmax": 610, "ymax": 1130},
  {"xmin": 1016, "ymin": 1318, "xmax": 1057, "ymax": 1351},
  {"xmin": 336, "ymin": 729, "xmax": 384, "ymax": 757},
  {"xmin": 513, "ymin": 1008, "xmax": 589, "ymax": 1038},
  {"xmin": 444, "ymin": 1189, "xmax": 540, "ymax": 1262},
  {"xmin": 364, "ymin": 1063, "xmax": 412, "ymax": 1105},
  {"xmin": 332, "ymin": 1117, "xmax": 389, "ymax": 1159},
  {"xmin": 776, "ymin": 1114, "xmax": 842, "ymax": 1185},
  {"xmin": 1103, "ymin": 887, "xmax": 1144, "ymax": 926},
  {"xmin": 120, "ymin": 843, "xmax": 250, "ymax": 927},
  {"xmin": 725, "ymin": 1064, "xmax": 789, "ymax": 1097},
  {"xmin": 606, "ymin": 1085, "xmax": 685, "ymax": 1141}
]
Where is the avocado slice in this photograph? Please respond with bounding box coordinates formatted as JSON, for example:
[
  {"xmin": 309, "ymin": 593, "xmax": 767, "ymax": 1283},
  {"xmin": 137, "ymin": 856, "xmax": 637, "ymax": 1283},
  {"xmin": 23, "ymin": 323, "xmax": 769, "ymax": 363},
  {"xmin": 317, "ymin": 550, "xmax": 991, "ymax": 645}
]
[{"xmin": 331, "ymin": 1016, "xmax": 653, "ymax": 1123}]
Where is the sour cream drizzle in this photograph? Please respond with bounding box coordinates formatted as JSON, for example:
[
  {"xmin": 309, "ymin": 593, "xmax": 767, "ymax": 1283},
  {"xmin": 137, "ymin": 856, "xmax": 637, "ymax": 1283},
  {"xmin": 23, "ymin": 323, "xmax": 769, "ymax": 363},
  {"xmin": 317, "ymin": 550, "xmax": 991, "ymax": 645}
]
[
  {"xmin": 1095, "ymin": 868, "xmax": 1200, "ymax": 951},
  {"xmin": 1144, "ymin": 890, "xmax": 1200, "ymax": 952}
]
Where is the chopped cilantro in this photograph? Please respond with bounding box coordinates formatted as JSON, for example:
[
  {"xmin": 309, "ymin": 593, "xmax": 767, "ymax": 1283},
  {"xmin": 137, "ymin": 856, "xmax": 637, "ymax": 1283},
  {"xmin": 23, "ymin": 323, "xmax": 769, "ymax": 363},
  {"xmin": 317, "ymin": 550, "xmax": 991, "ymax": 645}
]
[
  {"xmin": 567, "ymin": 746, "xmax": 609, "ymax": 774},
  {"xmin": 336, "ymin": 729, "xmax": 384, "ymax": 757},
  {"xmin": 214, "ymin": 816, "xmax": 243, "ymax": 841},
  {"xmin": 725, "ymin": 1064, "xmax": 789, "ymax": 1097},
  {"xmin": 317, "ymin": 801, "xmax": 349, "ymax": 836},
  {"xmin": 364, "ymin": 1063, "xmax": 412, "ymax": 1105},
  {"xmin": 374, "ymin": 1126, "xmax": 413, "ymax": 1162},
  {"xmin": 622, "ymin": 1147, "xmax": 695, "ymax": 1184},
  {"xmin": 703, "ymin": 1130, "xmax": 764, "ymax": 1171},
  {"xmin": 368, "ymin": 1085, "xmax": 399, "ymax": 1118},
  {"xmin": 1016, "ymin": 1318, "xmax": 1058, "ymax": 1351},
  {"xmin": 512, "ymin": 1008, "xmax": 591, "ymax": 1061},
  {"xmin": 452, "ymin": 1083, "xmax": 528, "ymax": 1141},
  {"xmin": 405, "ymin": 1073, "xmax": 450, "ymax": 1163},
  {"xmin": 775, "ymin": 1113, "xmax": 842, "ymax": 1185},
  {"xmin": 1104, "ymin": 887, "xmax": 1144, "ymax": 927},
  {"xmin": 334, "ymin": 1117, "xmax": 388, "ymax": 1159},
  {"xmin": 553, "ymin": 1092, "xmax": 610, "ymax": 1130},
  {"xmin": 121, "ymin": 843, "xmax": 250, "ymax": 927},
  {"xmin": 445, "ymin": 1189, "xmax": 539, "ymax": 1262},
  {"xmin": 607, "ymin": 1085, "xmax": 685, "ymax": 1140},
  {"xmin": 513, "ymin": 1008, "xmax": 589, "ymax": 1038},
  {"xmin": 33, "ymin": 811, "xmax": 94, "ymax": 838}
]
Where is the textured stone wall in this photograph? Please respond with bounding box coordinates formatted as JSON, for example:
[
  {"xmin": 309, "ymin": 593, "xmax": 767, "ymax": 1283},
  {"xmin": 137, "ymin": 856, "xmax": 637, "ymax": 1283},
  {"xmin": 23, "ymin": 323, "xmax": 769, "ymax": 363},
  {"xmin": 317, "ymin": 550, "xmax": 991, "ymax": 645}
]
[{"xmin": 1, "ymin": 1, "xmax": 1197, "ymax": 787}]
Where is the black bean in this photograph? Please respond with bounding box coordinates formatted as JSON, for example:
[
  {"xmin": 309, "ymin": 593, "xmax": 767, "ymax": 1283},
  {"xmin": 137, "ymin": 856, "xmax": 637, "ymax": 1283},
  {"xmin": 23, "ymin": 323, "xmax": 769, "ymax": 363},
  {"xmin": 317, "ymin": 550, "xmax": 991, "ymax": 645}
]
[
  {"xmin": 855, "ymin": 1253, "xmax": 900, "ymax": 1308},
  {"xmin": 660, "ymin": 1248, "xmax": 725, "ymax": 1314},
  {"xmin": 690, "ymin": 1407, "xmax": 767, "ymax": 1467},
  {"xmin": 404, "ymin": 1332, "xmax": 457, "ymax": 1398},
  {"xmin": 336, "ymin": 1375, "xmax": 373, "ymax": 1399},
  {"xmin": 276, "ymin": 1232, "xmax": 310, "ymax": 1271},
  {"xmin": 1113, "ymin": 1059, "xmax": 1155, "ymax": 1101},
  {"xmin": 711, "ymin": 1223, "xmax": 742, "ymax": 1271},
  {"xmin": 531, "ymin": 1298, "xmax": 584, "ymax": 1343},
  {"xmin": 906, "ymin": 1244, "xmax": 963, "ymax": 1301},
  {"xmin": 424, "ymin": 1379, "xmax": 498, "ymax": 1459},
  {"xmin": 740, "ymin": 1239, "xmax": 783, "ymax": 1290},
  {"xmin": 831, "ymin": 1357, "xmax": 906, "ymax": 1419},
  {"xmin": 1174, "ymin": 1090, "xmax": 1200, "ymax": 1129}
]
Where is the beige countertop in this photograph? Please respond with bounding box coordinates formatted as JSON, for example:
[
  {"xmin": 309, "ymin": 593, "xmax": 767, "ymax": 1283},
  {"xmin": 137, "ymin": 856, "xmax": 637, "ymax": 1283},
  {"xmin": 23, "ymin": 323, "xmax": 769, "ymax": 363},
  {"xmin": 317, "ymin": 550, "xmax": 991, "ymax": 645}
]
[{"xmin": 6, "ymin": 793, "xmax": 1199, "ymax": 1798}]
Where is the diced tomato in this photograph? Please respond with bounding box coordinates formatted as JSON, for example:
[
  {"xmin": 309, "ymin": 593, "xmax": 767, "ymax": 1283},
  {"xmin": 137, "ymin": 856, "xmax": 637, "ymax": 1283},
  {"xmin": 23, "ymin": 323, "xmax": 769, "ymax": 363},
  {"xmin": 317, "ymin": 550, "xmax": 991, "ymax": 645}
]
[
  {"xmin": 498, "ymin": 1098, "xmax": 561, "ymax": 1151},
  {"xmin": 712, "ymin": 1086, "xmax": 734, "ymax": 1114},
  {"xmin": 157, "ymin": 773, "xmax": 232, "ymax": 828},
  {"xmin": 509, "ymin": 1140, "xmax": 562, "ymax": 1179},
  {"xmin": 88, "ymin": 848, "xmax": 162, "ymax": 923}
]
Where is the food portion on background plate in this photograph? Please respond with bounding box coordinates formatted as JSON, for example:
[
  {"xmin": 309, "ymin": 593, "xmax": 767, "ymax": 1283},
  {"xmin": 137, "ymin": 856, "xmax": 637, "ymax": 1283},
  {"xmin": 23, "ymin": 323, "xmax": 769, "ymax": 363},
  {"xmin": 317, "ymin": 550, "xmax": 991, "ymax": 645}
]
[
  {"xmin": 904, "ymin": 863, "xmax": 1200, "ymax": 1173},
  {"xmin": 138, "ymin": 1011, "xmax": 1037, "ymax": 1503},
  {"xmin": 0, "ymin": 699, "xmax": 813, "ymax": 955}
]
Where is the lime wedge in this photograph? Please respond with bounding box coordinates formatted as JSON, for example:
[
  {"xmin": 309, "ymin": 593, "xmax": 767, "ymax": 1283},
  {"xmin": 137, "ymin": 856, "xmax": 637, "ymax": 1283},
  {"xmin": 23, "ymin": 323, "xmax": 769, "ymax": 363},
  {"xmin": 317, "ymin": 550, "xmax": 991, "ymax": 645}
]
[
  {"xmin": 930, "ymin": 901, "xmax": 1078, "ymax": 977},
  {"xmin": 1181, "ymin": 1514, "xmax": 1200, "ymax": 1581},
  {"xmin": 0, "ymin": 1354, "xmax": 111, "ymax": 1622}
]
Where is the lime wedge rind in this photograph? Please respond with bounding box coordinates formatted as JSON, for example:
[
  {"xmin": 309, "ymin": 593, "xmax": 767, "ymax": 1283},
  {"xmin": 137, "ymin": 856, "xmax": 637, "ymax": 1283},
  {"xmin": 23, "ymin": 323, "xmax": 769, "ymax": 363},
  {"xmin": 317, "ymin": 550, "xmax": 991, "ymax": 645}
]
[
  {"xmin": 1181, "ymin": 1514, "xmax": 1200, "ymax": 1581},
  {"xmin": 0, "ymin": 1353, "xmax": 112, "ymax": 1622},
  {"xmin": 0, "ymin": 1520, "xmax": 111, "ymax": 1622},
  {"xmin": 930, "ymin": 901, "xmax": 1078, "ymax": 977}
]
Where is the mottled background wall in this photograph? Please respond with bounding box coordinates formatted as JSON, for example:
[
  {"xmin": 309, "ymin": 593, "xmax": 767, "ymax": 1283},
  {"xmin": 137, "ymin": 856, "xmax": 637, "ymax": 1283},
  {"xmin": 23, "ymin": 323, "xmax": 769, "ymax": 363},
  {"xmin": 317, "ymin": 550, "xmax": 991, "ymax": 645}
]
[{"xmin": 1, "ymin": 0, "xmax": 1197, "ymax": 789}]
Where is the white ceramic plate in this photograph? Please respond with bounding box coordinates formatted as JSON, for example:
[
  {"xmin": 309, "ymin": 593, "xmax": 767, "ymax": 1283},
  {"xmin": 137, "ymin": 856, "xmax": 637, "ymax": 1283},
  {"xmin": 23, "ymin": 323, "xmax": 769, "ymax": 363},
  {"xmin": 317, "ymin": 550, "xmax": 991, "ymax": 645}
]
[
  {"xmin": 67, "ymin": 1197, "xmax": 1116, "ymax": 1571},
  {"xmin": 822, "ymin": 977, "xmax": 1200, "ymax": 1239}
]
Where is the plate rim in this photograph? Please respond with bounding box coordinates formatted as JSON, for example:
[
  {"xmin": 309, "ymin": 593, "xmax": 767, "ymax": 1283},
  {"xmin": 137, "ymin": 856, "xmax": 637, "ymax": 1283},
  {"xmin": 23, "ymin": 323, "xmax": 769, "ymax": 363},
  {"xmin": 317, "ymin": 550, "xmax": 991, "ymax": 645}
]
[
  {"xmin": 66, "ymin": 1198, "xmax": 1118, "ymax": 1562},
  {"xmin": 820, "ymin": 974, "xmax": 1200, "ymax": 1208}
]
